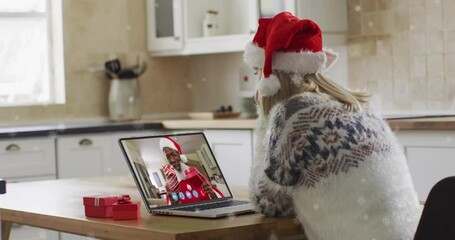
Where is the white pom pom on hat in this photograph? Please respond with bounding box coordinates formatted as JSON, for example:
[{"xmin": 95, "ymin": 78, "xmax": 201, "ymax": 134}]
[
  {"xmin": 258, "ymin": 74, "xmax": 281, "ymax": 97},
  {"xmin": 159, "ymin": 137, "xmax": 188, "ymax": 163},
  {"xmin": 243, "ymin": 12, "xmax": 338, "ymax": 96}
]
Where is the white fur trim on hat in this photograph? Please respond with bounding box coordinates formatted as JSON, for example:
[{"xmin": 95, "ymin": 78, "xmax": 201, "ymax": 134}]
[
  {"xmin": 243, "ymin": 42, "xmax": 265, "ymax": 68},
  {"xmin": 258, "ymin": 74, "xmax": 281, "ymax": 97},
  {"xmin": 159, "ymin": 138, "xmax": 188, "ymax": 163},
  {"xmin": 243, "ymin": 46, "xmax": 338, "ymax": 74},
  {"xmin": 160, "ymin": 138, "xmax": 177, "ymax": 152},
  {"xmin": 322, "ymin": 48, "xmax": 338, "ymax": 72}
]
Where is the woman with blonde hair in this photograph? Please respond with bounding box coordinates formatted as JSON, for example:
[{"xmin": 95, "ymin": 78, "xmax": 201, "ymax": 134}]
[{"xmin": 245, "ymin": 12, "xmax": 421, "ymax": 240}]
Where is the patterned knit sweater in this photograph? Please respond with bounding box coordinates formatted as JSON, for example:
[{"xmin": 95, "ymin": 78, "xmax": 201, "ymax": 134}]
[{"xmin": 249, "ymin": 92, "xmax": 422, "ymax": 240}]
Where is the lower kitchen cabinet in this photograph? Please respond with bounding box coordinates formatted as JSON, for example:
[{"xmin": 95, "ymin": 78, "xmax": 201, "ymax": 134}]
[
  {"xmin": 0, "ymin": 137, "xmax": 59, "ymax": 240},
  {"xmin": 395, "ymin": 131, "xmax": 455, "ymax": 201},
  {"xmin": 57, "ymin": 130, "xmax": 162, "ymax": 240},
  {"xmin": 57, "ymin": 130, "xmax": 161, "ymax": 179},
  {"xmin": 203, "ymin": 130, "xmax": 253, "ymax": 187},
  {"xmin": 0, "ymin": 137, "xmax": 56, "ymax": 180},
  {"xmin": 57, "ymin": 134, "xmax": 112, "ymax": 178},
  {"xmin": 9, "ymin": 225, "xmax": 59, "ymax": 240}
]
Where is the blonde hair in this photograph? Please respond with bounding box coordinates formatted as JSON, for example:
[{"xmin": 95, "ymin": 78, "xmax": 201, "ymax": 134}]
[{"xmin": 260, "ymin": 71, "xmax": 371, "ymax": 116}]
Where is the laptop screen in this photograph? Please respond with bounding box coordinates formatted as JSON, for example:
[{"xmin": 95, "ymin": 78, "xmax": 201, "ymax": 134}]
[{"xmin": 119, "ymin": 132, "xmax": 233, "ymax": 210}]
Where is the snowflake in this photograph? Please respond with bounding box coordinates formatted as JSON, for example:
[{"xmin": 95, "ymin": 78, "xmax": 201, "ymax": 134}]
[
  {"xmin": 268, "ymin": 233, "xmax": 278, "ymax": 240},
  {"xmin": 227, "ymin": 212, "xmax": 236, "ymax": 222},
  {"xmin": 357, "ymin": 196, "xmax": 366, "ymax": 205},
  {"xmin": 382, "ymin": 217, "xmax": 390, "ymax": 225}
]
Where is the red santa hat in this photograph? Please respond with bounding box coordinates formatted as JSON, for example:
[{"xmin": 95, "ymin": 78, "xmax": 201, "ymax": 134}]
[
  {"xmin": 243, "ymin": 12, "xmax": 338, "ymax": 97},
  {"xmin": 159, "ymin": 137, "xmax": 188, "ymax": 163}
]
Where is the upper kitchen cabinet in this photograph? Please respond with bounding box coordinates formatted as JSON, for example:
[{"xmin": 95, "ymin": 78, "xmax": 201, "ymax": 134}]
[{"xmin": 147, "ymin": 0, "xmax": 296, "ymax": 56}]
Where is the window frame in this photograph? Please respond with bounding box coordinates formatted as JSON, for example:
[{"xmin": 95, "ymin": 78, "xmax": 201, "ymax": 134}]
[{"xmin": 0, "ymin": 0, "xmax": 65, "ymax": 107}]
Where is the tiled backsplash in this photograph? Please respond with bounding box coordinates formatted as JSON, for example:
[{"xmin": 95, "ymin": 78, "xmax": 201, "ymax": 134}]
[{"xmin": 347, "ymin": 0, "xmax": 455, "ymax": 112}]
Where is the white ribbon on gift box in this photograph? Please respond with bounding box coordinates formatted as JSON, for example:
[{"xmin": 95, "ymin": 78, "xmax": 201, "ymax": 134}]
[{"xmin": 92, "ymin": 195, "xmax": 123, "ymax": 206}]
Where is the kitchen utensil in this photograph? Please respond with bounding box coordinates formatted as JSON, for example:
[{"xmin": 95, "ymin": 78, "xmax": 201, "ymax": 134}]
[
  {"xmin": 118, "ymin": 69, "xmax": 138, "ymax": 79},
  {"xmin": 104, "ymin": 59, "xmax": 122, "ymax": 78}
]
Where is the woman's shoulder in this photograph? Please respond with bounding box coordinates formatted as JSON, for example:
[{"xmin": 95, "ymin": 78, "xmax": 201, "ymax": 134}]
[
  {"xmin": 269, "ymin": 92, "xmax": 341, "ymax": 120},
  {"xmin": 268, "ymin": 92, "xmax": 384, "ymax": 127}
]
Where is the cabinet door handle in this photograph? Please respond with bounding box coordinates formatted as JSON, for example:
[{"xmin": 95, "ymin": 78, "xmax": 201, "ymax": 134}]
[
  {"xmin": 5, "ymin": 144, "xmax": 20, "ymax": 152},
  {"xmin": 79, "ymin": 139, "xmax": 93, "ymax": 146}
]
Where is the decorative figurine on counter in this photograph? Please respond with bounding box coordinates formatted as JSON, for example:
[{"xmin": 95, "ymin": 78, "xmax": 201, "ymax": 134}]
[{"xmin": 244, "ymin": 12, "xmax": 422, "ymax": 240}]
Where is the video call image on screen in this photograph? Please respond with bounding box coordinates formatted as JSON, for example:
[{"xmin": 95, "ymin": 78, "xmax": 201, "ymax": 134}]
[{"xmin": 121, "ymin": 134, "xmax": 231, "ymax": 208}]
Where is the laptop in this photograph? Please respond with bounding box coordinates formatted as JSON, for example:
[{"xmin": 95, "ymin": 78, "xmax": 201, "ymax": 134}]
[{"xmin": 118, "ymin": 132, "xmax": 255, "ymax": 218}]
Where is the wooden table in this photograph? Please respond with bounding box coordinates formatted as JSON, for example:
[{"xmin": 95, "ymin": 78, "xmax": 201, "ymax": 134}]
[{"xmin": 0, "ymin": 176, "xmax": 304, "ymax": 240}]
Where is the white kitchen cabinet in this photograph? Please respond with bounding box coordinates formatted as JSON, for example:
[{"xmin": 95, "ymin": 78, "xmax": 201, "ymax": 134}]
[
  {"xmin": 57, "ymin": 131, "xmax": 161, "ymax": 179},
  {"xmin": 0, "ymin": 137, "xmax": 59, "ymax": 240},
  {"xmin": 395, "ymin": 131, "xmax": 455, "ymax": 201},
  {"xmin": 9, "ymin": 224, "xmax": 59, "ymax": 240},
  {"xmin": 57, "ymin": 130, "xmax": 161, "ymax": 240},
  {"xmin": 147, "ymin": 0, "xmax": 296, "ymax": 56},
  {"xmin": 0, "ymin": 137, "xmax": 56, "ymax": 180},
  {"xmin": 57, "ymin": 134, "xmax": 112, "ymax": 178},
  {"xmin": 203, "ymin": 130, "xmax": 253, "ymax": 187}
]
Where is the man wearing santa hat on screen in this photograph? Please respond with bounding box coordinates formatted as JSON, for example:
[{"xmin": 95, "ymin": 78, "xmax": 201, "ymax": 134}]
[{"xmin": 160, "ymin": 137, "xmax": 223, "ymax": 205}]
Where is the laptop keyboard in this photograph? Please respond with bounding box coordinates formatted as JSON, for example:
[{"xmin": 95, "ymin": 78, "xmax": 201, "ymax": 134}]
[{"xmin": 175, "ymin": 200, "xmax": 249, "ymax": 212}]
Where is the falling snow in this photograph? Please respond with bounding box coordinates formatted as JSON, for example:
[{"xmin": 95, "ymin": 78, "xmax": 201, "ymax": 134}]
[
  {"xmin": 268, "ymin": 233, "xmax": 278, "ymax": 240},
  {"xmin": 382, "ymin": 217, "xmax": 390, "ymax": 226}
]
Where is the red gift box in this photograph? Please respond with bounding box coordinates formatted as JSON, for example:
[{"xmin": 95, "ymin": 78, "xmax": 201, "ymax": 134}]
[
  {"xmin": 184, "ymin": 167, "xmax": 204, "ymax": 186},
  {"xmin": 83, "ymin": 195, "xmax": 119, "ymax": 218},
  {"xmin": 112, "ymin": 195, "xmax": 141, "ymax": 220}
]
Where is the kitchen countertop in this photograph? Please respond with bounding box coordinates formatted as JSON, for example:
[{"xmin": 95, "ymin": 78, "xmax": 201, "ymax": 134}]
[
  {"xmin": 0, "ymin": 115, "xmax": 454, "ymax": 139},
  {"xmin": 161, "ymin": 118, "xmax": 256, "ymax": 129},
  {"xmin": 386, "ymin": 116, "xmax": 455, "ymax": 131},
  {"xmin": 162, "ymin": 115, "xmax": 455, "ymax": 131},
  {"xmin": 0, "ymin": 121, "xmax": 163, "ymax": 138}
]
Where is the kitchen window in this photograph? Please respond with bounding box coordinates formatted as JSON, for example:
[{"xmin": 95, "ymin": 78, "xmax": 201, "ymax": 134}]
[{"xmin": 0, "ymin": 0, "xmax": 64, "ymax": 107}]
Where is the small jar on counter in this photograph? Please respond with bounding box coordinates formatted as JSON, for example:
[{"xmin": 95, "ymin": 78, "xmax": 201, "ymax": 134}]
[{"xmin": 203, "ymin": 10, "xmax": 219, "ymax": 37}]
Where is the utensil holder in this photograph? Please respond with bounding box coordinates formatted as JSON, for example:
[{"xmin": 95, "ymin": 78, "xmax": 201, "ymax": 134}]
[{"xmin": 108, "ymin": 78, "xmax": 142, "ymax": 121}]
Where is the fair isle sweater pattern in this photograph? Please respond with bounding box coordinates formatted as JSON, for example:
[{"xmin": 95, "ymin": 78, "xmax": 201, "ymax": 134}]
[{"xmin": 263, "ymin": 95, "xmax": 392, "ymax": 188}]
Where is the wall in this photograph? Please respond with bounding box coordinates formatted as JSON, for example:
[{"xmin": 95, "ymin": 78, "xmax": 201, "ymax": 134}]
[
  {"xmin": 189, "ymin": 52, "xmax": 246, "ymax": 112},
  {"xmin": 346, "ymin": 0, "xmax": 455, "ymax": 112},
  {"xmin": 0, "ymin": 0, "xmax": 191, "ymax": 124},
  {"xmin": 188, "ymin": 47, "xmax": 349, "ymax": 114}
]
